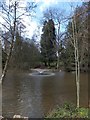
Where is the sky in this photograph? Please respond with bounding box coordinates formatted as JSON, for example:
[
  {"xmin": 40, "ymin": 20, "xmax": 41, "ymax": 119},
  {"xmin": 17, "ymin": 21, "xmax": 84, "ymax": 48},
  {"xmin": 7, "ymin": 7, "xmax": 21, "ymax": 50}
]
[
  {"xmin": 0, "ymin": 0, "xmax": 86, "ymax": 40},
  {"xmin": 23, "ymin": 0, "xmax": 83, "ymax": 40}
]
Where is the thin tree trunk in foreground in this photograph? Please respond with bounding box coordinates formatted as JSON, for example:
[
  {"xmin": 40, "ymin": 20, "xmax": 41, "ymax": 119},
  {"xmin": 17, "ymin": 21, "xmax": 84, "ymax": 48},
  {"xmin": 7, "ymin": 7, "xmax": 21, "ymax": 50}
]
[
  {"xmin": 0, "ymin": 42, "xmax": 14, "ymax": 84},
  {"xmin": 72, "ymin": 15, "xmax": 80, "ymax": 108},
  {"xmin": 57, "ymin": 22, "xmax": 60, "ymax": 70},
  {"xmin": 0, "ymin": 2, "xmax": 17, "ymax": 84}
]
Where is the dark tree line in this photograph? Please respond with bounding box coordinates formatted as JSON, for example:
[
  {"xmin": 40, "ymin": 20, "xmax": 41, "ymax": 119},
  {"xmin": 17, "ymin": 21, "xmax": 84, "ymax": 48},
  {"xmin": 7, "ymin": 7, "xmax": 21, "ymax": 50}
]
[
  {"xmin": 2, "ymin": 31, "xmax": 41, "ymax": 70},
  {"xmin": 11, "ymin": 32, "xmax": 41, "ymax": 69}
]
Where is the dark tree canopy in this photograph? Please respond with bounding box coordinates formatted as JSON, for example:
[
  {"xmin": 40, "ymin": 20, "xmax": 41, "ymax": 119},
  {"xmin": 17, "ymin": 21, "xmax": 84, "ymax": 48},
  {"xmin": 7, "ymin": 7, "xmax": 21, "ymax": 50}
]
[
  {"xmin": 10, "ymin": 31, "xmax": 41, "ymax": 70},
  {"xmin": 40, "ymin": 19, "xmax": 56, "ymax": 66}
]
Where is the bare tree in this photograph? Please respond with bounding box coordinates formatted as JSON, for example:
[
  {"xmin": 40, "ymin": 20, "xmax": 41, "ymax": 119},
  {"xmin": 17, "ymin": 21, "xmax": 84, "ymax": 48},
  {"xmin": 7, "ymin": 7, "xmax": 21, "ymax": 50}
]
[
  {"xmin": 0, "ymin": 0, "xmax": 36, "ymax": 84},
  {"xmin": 72, "ymin": 15, "xmax": 80, "ymax": 108},
  {"xmin": 70, "ymin": 4, "xmax": 88, "ymax": 107}
]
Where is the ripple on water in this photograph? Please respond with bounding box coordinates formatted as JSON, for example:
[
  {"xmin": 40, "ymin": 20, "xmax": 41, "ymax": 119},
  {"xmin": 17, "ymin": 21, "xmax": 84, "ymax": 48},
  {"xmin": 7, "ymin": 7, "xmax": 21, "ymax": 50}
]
[{"xmin": 29, "ymin": 72, "xmax": 55, "ymax": 77}]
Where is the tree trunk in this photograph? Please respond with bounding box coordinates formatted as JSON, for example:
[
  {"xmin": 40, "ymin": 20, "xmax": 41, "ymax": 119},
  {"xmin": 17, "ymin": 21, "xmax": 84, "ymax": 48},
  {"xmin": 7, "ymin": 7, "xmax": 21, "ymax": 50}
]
[
  {"xmin": 44, "ymin": 62, "xmax": 47, "ymax": 67},
  {"xmin": 0, "ymin": 40, "xmax": 2, "ymax": 116},
  {"xmin": 0, "ymin": 2, "xmax": 17, "ymax": 84},
  {"xmin": 48, "ymin": 61, "xmax": 50, "ymax": 67},
  {"xmin": 0, "ymin": 42, "xmax": 14, "ymax": 84},
  {"xmin": 74, "ymin": 14, "xmax": 80, "ymax": 108},
  {"xmin": 72, "ymin": 15, "xmax": 80, "ymax": 108},
  {"xmin": 0, "ymin": 40, "xmax": 2, "ymax": 80},
  {"xmin": 57, "ymin": 51, "xmax": 59, "ymax": 70},
  {"xmin": 57, "ymin": 22, "xmax": 60, "ymax": 70}
]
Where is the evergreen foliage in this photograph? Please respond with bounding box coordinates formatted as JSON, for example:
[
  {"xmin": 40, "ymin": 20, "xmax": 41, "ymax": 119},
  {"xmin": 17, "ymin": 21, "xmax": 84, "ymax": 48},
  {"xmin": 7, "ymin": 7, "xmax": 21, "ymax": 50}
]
[{"xmin": 40, "ymin": 19, "xmax": 56, "ymax": 67}]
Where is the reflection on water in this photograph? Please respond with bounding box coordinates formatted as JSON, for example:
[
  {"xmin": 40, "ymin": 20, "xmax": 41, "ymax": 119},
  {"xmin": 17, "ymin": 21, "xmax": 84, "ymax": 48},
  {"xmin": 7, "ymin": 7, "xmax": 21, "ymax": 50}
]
[{"xmin": 2, "ymin": 70, "xmax": 88, "ymax": 118}]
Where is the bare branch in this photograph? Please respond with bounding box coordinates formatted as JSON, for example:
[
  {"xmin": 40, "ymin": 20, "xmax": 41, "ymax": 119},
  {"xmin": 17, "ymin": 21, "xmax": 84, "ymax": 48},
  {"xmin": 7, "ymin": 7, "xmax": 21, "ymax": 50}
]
[{"xmin": 0, "ymin": 22, "xmax": 10, "ymax": 31}]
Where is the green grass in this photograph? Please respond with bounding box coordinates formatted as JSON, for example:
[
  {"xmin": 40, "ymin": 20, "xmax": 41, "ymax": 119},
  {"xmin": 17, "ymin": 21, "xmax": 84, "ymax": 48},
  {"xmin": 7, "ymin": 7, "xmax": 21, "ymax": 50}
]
[{"xmin": 45, "ymin": 103, "xmax": 89, "ymax": 118}]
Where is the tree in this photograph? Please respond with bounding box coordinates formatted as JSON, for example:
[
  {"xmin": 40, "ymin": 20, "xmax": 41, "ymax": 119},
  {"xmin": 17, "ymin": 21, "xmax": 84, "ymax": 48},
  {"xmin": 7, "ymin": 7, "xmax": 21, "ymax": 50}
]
[
  {"xmin": 72, "ymin": 4, "xmax": 88, "ymax": 108},
  {"xmin": 43, "ymin": 8, "xmax": 66, "ymax": 69},
  {"xmin": 40, "ymin": 19, "xmax": 56, "ymax": 67},
  {"xmin": 63, "ymin": 39, "xmax": 75, "ymax": 71},
  {"xmin": 10, "ymin": 32, "xmax": 41, "ymax": 70},
  {"xmin": 63, "ymin": 3, "xmax": 88, "ymax": 107},
  {"xmin": 0, "ymin": 1, "xmax": 36, "ymax": 83},
  {"xmin": 10, "ymin": 31, "xmax": 23, "ymax": 69},
  {"xmin": 72, "ymin": 13, "xmax": 80, "ymax": 108},
  {"xmin": 88, "ymin": 2, "xmax": 90, "ymax": 72},
  {"xmin": 0, "ymin": 39, "xmax": 2, "ymax": 76},
  {"xmin": 63, "ymin": 2, "xmax": 88, "ymax": 71}
]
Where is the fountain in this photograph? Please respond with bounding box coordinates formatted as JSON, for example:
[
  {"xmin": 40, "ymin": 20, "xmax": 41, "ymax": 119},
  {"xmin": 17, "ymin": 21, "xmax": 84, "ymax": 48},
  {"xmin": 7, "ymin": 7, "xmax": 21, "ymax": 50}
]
[{"xmin": 29, "ymin": 69, "xmax": 55, "ymax": 76}]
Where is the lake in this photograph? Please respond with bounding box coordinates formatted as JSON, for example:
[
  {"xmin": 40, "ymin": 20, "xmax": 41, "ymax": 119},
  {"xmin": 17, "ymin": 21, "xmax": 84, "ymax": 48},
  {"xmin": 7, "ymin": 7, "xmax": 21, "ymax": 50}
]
[{"xmin": 2, "ymin": 70, "xmax": 88, "ymax": 118}]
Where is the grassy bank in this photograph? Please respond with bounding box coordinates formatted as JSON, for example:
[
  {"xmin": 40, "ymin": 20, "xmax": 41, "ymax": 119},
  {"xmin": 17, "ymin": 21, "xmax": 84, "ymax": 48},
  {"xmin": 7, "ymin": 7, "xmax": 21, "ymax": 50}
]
[{"xmin": 46, "ymin": 103, "xmax": 89, "ymax": 118}]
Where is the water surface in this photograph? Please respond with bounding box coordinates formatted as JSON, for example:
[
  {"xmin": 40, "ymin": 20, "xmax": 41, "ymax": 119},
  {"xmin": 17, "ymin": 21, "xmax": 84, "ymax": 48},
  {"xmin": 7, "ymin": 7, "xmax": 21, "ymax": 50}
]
[{"xmin": 2, "ymin": 70, "xmax": 88, "ymax": 118}]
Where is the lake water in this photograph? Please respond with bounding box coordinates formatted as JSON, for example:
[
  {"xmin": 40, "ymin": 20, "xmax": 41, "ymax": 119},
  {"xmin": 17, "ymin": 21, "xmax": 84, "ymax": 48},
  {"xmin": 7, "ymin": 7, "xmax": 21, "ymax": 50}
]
[{"xmin": 2, "ymin": 70, "xmax": 88, "ymax": 118}]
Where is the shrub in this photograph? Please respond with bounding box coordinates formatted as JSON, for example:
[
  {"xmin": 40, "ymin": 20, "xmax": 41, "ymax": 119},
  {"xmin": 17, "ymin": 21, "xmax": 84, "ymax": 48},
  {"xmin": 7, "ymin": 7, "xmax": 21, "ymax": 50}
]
[{"xmin": 46, "ymin": 103, "xmax": 88, "ymax": 118}]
